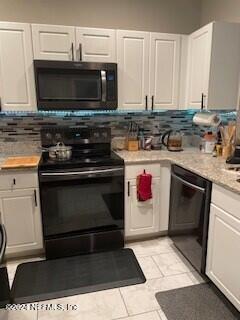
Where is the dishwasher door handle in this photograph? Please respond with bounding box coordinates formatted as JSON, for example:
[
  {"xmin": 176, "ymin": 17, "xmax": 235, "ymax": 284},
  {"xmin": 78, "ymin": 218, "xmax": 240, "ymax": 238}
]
[{"xmin": 171, "ymin": 173, "xmax": 206, "ymax": 193}]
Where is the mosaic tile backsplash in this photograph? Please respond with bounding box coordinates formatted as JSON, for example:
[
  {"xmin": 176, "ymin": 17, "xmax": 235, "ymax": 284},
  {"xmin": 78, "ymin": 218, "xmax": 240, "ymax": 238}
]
[{"xmin": 0, "ymin": 110, "xmax": 237, "ymax": 155}]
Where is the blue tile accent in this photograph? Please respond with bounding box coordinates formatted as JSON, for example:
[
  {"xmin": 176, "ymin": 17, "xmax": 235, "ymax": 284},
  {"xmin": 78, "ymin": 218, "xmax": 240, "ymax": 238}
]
[{"xmin": 0, "ymin": 110, "xmax": 237, "ymax": 144}]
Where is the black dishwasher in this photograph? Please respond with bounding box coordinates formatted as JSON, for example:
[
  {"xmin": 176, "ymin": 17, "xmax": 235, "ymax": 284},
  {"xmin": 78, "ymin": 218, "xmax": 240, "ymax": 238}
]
[{"xmin": 169, "ymin": 165, "xmax": 212, "ymax": 274}]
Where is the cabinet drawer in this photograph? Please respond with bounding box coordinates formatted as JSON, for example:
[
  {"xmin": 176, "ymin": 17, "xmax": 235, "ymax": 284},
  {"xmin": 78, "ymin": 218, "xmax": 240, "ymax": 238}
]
[
  {"xmin": 0, "ymin": 171, "xmax": 38, "ymax": 190},
  {"xmin": 125, "ymin": 163, "xmax": 160, "ymax": 180},
  {"xmin": 211, "ymin": 184, "xmax": 240, "ymax": 220}
]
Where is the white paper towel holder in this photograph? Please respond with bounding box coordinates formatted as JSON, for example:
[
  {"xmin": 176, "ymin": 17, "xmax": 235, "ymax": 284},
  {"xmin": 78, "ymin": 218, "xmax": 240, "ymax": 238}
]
[{"xmin": 192, "ymin": 93, "xmax": 221, "ymax": 127}]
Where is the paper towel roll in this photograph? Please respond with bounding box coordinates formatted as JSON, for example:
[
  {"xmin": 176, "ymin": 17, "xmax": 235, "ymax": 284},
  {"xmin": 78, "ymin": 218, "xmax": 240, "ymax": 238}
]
[{"xmin": 193, "ymin": 112, "xmax": 221, "ymax": 127}]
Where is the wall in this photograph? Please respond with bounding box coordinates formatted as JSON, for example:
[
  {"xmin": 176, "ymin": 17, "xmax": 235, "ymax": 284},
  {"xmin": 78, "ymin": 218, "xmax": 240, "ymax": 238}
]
[
  {"xmin": 201, "ymin": 0, "xmax": 240, "ymax": 26},
  {"xmin": 0, "ymin": 0, "xmax": 201, "ymax": 34}
]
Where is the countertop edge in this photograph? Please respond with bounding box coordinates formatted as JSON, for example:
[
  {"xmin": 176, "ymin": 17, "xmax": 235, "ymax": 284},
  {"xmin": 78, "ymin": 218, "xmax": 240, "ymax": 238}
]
[{"xmin": 117, "ymin": 152, "xmax": 240, "ymax": 196}]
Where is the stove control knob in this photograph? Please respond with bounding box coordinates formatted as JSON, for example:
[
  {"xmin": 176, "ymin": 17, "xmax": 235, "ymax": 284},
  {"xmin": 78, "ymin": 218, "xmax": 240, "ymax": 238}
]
[
  {"xmin": 94, "ymin": 132, "xmax": 100, "ymax": 139},
  {"xmin": 55, "ymin": 133, "xmax": 62, "ymax": 140},
  {"xmin": 45, "ymin": 133, "xmax": 52, "ymax": 140}
]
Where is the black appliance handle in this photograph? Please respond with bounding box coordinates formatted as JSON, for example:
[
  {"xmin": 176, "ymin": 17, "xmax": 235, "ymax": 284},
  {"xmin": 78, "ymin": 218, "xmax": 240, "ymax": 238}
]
[
  {"xmin": 79, "ymin": 43, "xmax": 82, "ymax": 61},
  {"xmin": 0, "ymin": 224, "xmax": 7, "ymax": 264},
  {"xmin": 161, "ymin": 130, "xmax": 172, "ymax": 148},
  {"xmin": 71, "ymin": 43, "xmax": 74, "ymax": 61},
  {"xmin": 101, "ymin": 70, "xmax": 107, "ymax": 102},
  {"xmin": 145, "ymin": 95, "xmax": 148, "ymax": 110},
  {"xmin": 171, "ymin": 173, "xmax": 205, "ymax": 193},
  {"xmin": 40, "ymin": 167, "xmax": 124, "ymax": 179}
]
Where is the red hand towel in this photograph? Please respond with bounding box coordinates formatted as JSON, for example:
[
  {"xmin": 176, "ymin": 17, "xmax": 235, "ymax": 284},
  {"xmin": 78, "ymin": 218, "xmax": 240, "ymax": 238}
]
[{"xmin": 137, "ymin": 170, "xmax": 152, "ymax": 201}]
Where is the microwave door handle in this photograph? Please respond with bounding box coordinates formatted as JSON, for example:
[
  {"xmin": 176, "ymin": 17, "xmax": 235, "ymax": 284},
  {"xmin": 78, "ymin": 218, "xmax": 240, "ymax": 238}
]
[
  {"xmin": 171, "ymin": 173, "xmax": 206, "ymax": 193},
  {"xmin": 101, "ymin": 70, "xmax": 107, "ymax": 102}
]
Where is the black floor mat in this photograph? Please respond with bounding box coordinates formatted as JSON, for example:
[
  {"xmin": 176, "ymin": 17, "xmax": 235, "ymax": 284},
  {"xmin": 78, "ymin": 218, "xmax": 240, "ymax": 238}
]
[
  {"xmin": 0, "ymin": 267, "xmax": 11, "ymax": 308},
  {"xmin": 11, "ymin": 248, "xmax": 146, "ymax": 304},
  {"xmin": 155, "ymin": 283, "xmax": 240, "ymax": 320}
]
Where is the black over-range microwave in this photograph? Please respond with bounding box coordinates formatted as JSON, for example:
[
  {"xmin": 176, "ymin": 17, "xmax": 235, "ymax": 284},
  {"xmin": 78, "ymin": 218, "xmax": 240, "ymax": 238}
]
[{"xmin": 34, "ymin": 60, "xmax": 118, "ymax": 111}]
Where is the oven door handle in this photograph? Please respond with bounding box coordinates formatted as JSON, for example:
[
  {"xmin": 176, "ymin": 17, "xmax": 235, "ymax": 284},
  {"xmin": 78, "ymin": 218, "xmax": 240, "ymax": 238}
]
[
  {"xmin": 101, "ymin": 70, "xmax": 107, "ymax": 102},
  {"xmin": 171, "ymin": 173, "xmax": 205, "ymax": 193},
  {"xmin": 40, "ymin": 167, "xmax": 123, "ymax": 178}
]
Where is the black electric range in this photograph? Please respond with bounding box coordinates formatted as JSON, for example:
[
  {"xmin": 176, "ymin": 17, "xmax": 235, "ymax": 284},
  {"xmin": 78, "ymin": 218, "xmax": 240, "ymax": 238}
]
[{"xmin": 38, "ymin": 126, "xmax": 124, "ymax": 259}]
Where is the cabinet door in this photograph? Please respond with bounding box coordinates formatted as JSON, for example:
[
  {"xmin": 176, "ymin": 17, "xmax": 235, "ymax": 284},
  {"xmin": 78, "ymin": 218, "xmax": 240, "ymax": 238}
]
[
  {"xmin": 75, "ymin": 27, "xmax": 116, "ymax": 62},
  {"xmin": 31, "ymin": 24, "xmax": 75, "ymax": 61},
  {"xmin": 206, "ymin": 204, "xmax": 240, "ymax": 311},
  {"xmin": 0, "ymin": 189, "xmax": 43, "ymax": 256},
  {"xmin": 0, "ymin": 22, "xmax": 36, "ymax": 111},
  {"xmin": 186, "ymin": 23, "xmax": 213, "ymax": 109},
  {"xmin": 125, "ymin": 178, "xmax": 160, "ymax": 237},
  {"xmin": 150, "ymin": 33, "xmax": 180, "ymax": 110},
  {"xmin": 117, "ymin": 30, "xmax": 150, "ymax": 110}
]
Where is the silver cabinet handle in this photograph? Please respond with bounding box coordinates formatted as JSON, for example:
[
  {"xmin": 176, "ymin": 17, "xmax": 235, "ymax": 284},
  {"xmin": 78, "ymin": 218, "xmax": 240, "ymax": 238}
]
[
  {"xmin": 171, "ymin": 173, "xmax": 205, "ymax": 193},
  {"xmin": 71, "ymin": 43, "xmax": 74, "ymax": 61},
  {"xmin": 201, "ymin": 93, "xmax": 207, "ymax": 110},
  {"xmin": 79, "ymin": 43, "xmax": 82, "ymax": 61},
  {"xmin": 101, "ymin": 70, "xmax": 107, "ymax": 102}
]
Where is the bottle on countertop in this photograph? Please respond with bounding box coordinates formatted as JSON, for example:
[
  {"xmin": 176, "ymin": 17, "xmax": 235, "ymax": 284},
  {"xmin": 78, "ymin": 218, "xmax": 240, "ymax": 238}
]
[{"xmin": 201, "ymin": 132, "xmax": 216, "ymax": 154}]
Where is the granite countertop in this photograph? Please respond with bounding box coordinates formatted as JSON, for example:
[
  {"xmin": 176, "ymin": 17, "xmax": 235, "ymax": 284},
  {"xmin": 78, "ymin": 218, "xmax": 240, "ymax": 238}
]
[{"xmin": 116, "ymin": 149, "xmax": 240, "ymax": 195}]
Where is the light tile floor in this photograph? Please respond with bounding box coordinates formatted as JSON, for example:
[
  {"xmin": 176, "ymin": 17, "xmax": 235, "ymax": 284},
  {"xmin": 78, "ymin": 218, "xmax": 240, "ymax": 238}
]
[{"xmin": 0, "ymin": 237, "xmax": 205, "ymax": 320}]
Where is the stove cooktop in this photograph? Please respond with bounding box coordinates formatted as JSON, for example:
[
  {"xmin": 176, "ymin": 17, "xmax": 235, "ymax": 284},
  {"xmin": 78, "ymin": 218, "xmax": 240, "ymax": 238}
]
[{"xmin": 38, "ymin": 151, "xmax": 124, "ymax": 171}]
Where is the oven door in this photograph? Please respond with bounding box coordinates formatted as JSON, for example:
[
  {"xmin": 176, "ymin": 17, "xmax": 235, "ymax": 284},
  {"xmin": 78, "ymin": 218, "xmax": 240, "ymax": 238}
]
[
  {"xmin": 39, "ymin": 167, "xmax": 124, "ymax": 239},
  {"xmin": 34, "ymin": 60, "xmax": 117, "ymax": 110}
]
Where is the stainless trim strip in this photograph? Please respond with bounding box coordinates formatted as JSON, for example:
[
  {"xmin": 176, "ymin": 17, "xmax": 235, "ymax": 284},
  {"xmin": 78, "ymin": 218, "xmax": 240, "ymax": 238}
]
[
  {"xmin": 41, "ymin": 167, "xmax": 123, "ymax": 177},
  {"xmin": 171, "ymin": 173, "xmax": 205, "ymax": 193},
  {"xmin": 101, "ymin": 70, "xmax": 107, "ymax": 102}
]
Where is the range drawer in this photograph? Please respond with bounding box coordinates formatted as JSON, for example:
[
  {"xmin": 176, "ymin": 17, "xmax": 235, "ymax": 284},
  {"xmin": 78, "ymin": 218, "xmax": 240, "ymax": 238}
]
[
  {"xmin": 211, "ymin": 184, "xmax": 240, "ymax": 220},
  {"xmin": 0, "ymin": 171, "xmax": 38, "ymax": 190},
  {"xmin": 125, "ymin": 163, "xmax": 160, "ymax": 180}
]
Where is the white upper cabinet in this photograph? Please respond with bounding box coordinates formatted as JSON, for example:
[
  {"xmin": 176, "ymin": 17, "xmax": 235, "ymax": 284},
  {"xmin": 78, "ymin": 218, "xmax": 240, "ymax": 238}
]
[
  {"xmin": 0, "ymin": 22, "xmax": 36, "ymax": 111},
  {"xmin": 32, "ymin": 25, "xmax": 116, "ymax": 62},
  {"xmin": 117, "ymin": 30, "xmax": 150, "ymax": 110},
  {"xmin": 75, "ymin": 27, "xmax": 116, "ymax": 62},
  {"xmin": 150, "ymin": 33, "xmax": 181, "ymax": 110},
  {"xmin": 186, "ymin": 23, "xmax": 213, "ymax": 109},
  {"xmin": 186, "ymin": 22, "xmax": 240, "ymax": 110},
  {"xmin": 31, "ymin": 24, "xmax": 76, "ymax": 61}
]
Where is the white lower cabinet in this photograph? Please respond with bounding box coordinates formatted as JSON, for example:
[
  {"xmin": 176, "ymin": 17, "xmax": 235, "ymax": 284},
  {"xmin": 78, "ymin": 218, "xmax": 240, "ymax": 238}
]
[
  {"xmin": 0, "ymin": 172, "xmax": 43, "ymax": 257},
  {"xmin": 125, "ymin": 178, "xmax": 160, "ymax": 237},
  {"xmin": 125, "ymin": 163, "xmax": 162, "ymax": 238},
  {"xmin": 206, "ymin": 184, "xmax": 240, "ymax": 311}
]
